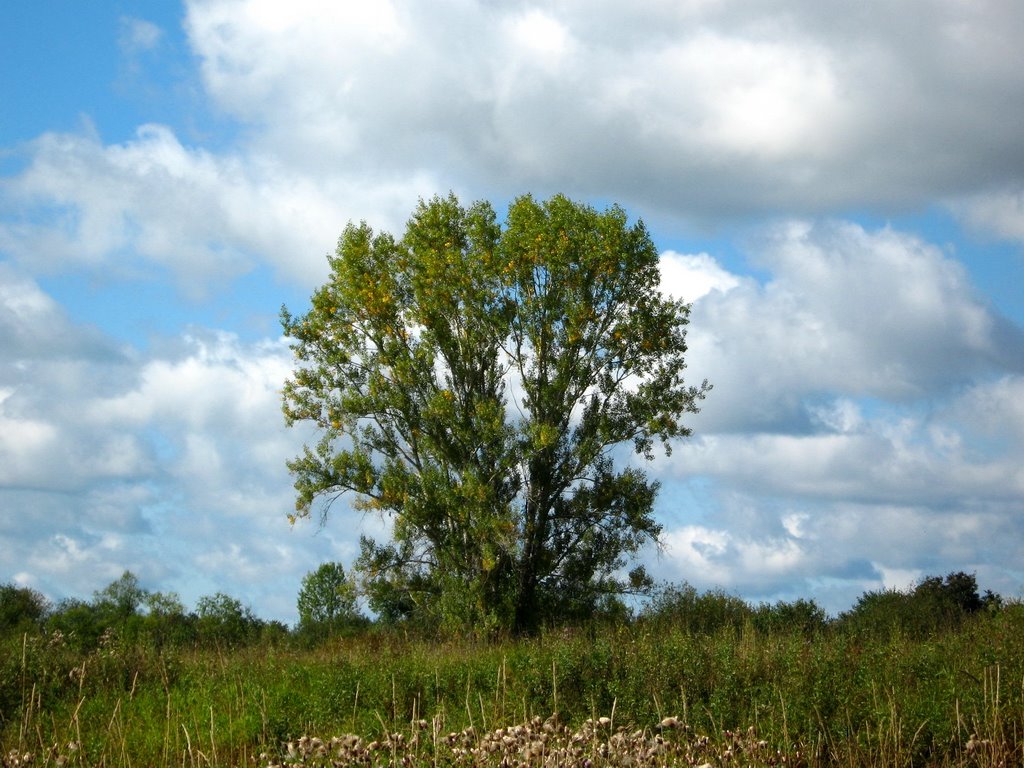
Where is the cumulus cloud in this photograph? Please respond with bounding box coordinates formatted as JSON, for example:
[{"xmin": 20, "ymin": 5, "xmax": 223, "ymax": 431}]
[
  {"xmin": 953, "ymin": 186, "xmax": 1024, "ymax": 244},
  {"xmin": 648, "ymin": 221, "xmax": 1024, "ymax": 610},
  {"xmin": 0, "ymin": 271, "xmax": 359, "ymax": 619},
  {"xmin": 6, "ymin": 1, "xmax": 1022, "ymax": 301},
  {"xmin": 676, "ymin": 220, "xmax": 1024, "ymax": 434},
  {"xmin": 651, "ymin": 466, "xmax": 1024, "ymax": 613},
  {"xmin": 0, "ymin": 126, "xmax": 437, "ymax": 296},
  {"xmin": 659, "ymin": 251, "xmax": 741, "ymax": 304},
  {"xmin": 0, "ymin": 263, "xmax": 119, "ymax": 363},
  {"xmin": 180, "ymin": 0, "xmax": 1024, "ymax": 221}
]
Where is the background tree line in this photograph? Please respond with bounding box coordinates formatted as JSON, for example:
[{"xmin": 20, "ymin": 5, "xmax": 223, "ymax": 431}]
[
  {"xmin": 0, "ymin": 572, "xmax": 281, "ymax": 652},
  {"xmin": 0, "ymin": 568, "xmax": 1007, "ymax": 653}
]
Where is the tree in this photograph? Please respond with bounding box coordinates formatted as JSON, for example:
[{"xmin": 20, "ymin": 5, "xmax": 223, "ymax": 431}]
[
  {"xmin": 913, "ymin": 571, "xmax": 985, "ymax": 615},
  {"xmin": 46, "ymin": 598, "xmax": 105, "ymax": 650},
  {"xmin": 0, "ymin": 583, "xmax": 48, "ymax": 636},
  {"xmin": 282, "ymin": 193, "xmax": 710, "ymax": 634},
  {"xmin": 195, "ymin": 592, "xmax": 262, "ymax": 647},
  {"xmin": 142, "ymin": 591, "xmax": 193, "ymax": 648},
  {"xmin": 753, "ymin": 598, "xmax": 827, "ymax": 636},
  {"xmin": 640, "ymin": 583, "xmax": 752, "ymax": 635},
  {"xmin": 839, "ymin": 571, "xmax": 999, "ymax": 638},
  {"xmin": 93, "ymin": 571, "xmax": 147, "ymax": 623},
  {"xmin": 296, "ymin": 562, "xmax": 363, "ymax": 639}
]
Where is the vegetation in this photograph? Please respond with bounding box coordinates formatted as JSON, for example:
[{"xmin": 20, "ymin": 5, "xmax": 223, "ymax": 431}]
[
  {"xmin": 2, "ymin": 570, "xmax": 1022, "ymax": 766},
  {"xmin": 281, "ymin": 193, "xmax": 710, "ymax": 634},
  {"xmin": 296, "ymin": 563, "xmax": 367, "ymax": 643}
]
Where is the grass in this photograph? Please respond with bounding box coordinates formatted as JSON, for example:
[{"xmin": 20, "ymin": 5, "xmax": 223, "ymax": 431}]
[{"xmin": 3, "ymin": 608, "xmax": 1024, "ymax": 766}]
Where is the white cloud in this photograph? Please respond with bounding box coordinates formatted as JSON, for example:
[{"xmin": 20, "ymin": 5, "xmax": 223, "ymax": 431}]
[
  {"xmin": 0, "ymin": 390, "xmax": 59, "ymax": 484},
  {"xmin": 176, "ymin": 0, "xmax": 1024, "ymax": 221},
  {"xmin": 659, "ymin": 251, "xmax": 741, "ymax": 304},
  {"xmin": 645, "ymin": 218, "xmax": 1024, "ymax": 609},
  {"xmin": 953, "ymin": 186, "xmax": 1024, "ymax": 243},
  {"xmin": 506, "ymin": 9, "xmax": 574, "ymax": 64},
  {"xmin": 945, "ymin": 376, "xmax": 1024, "ymax": 462},
  {"xmin": 119, "ymin": 17, "xmax": 163, "ymax": 54},
  {"xmin": 0, "ymin": 282, "xmax": 380, "ymax": 620},
  {"xmin": 639, "ymin": 30, "xmax": 845, "ymax": 160},
  {"xmin": 657, "ymin": 522, "xmax": 809, "ymax": 597},
  {"xmin": 89, "ymin": 331, "xmax": 290, "ymax": 429},
  {"xmin": 0, "ymin": 263, "xmax": 117, "ymax": 362},
  {"xmin": 808, "ymin": 398, "xmax": 862, "ymax": 434},
  {"xmin": 873, "ymin": 564, "xmax": 921, "ymax": 593},
  {"xmin": 1, "ymin": 126, "xmax": 436, "ymax": 295},
  {"xmin": 6, "ymin": 1, "xmax": 1023, "ymax": 301},
  {"xmin": 653, "ymin": 491, "xmax": 1021, "ymax": 613},
  {"xmin": 679, "ymin": 219, "xmax": 1022, "ymax": 433}
]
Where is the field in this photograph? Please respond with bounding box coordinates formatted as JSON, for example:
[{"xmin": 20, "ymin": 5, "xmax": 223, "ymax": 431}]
[{"xmin": 3, "ymin": 604, "xmax": 1023, "ymax": 767}]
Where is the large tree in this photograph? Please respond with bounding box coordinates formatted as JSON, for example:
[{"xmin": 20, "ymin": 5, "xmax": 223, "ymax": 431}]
[{"xmin": 282, "ymin": 193, "xmax": 709, "ymax": 633}]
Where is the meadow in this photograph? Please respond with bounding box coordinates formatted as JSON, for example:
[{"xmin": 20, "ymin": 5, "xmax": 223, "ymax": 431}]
[{"xmin": 2, "ymin": 583, "xmax": 1022, "ymax": 767}]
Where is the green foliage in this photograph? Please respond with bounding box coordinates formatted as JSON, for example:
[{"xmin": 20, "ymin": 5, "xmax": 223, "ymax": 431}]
[
  {"xmin": 45, "ymin": 597, "xmax": 106, "ymax": 651},
  {"xmin": 4, "ymin": 602, "xmax": 1024, "ymax": 767},
  {"xmin": 8, "ymin": 571, "xmax": 1014, "ymax": 767},
  {"xmin": 296, "ymin": 563, "xmax": 366, "ymax": 641},
  {"xmin": 142, "ymin": 589, "xmax": 195, "ymax": 649},
  {"xmin": 640, "ymin": 582, "xmax": 753, "ymax": 634},
  {"xmin": 753, "ymin": 597, "xmax": 828, "ymax": 636},
  {"xmin": 282, "ymin": 193, "xmax": 710, "ymax": 633},
  {"xmin": 196, "ymin": 592, "xmax": 264, "ymax": 647},
  {"xmin": 92, "ymin": 570, "xmax": 146, "ymax": 622},
  {"xmin": 0, "ymin": 583, "xmax": 48, "ymax": 636},
  {"xmin": 839, "ymin": 571, "xmax": 993, "ymax": 639},
  {"xmin": 36, "ymin": 575, "xmax": 287, "ymax": 654},
  {"xmin": 41, "ymin": 572, "xmax": 199, "ymax": 652}
]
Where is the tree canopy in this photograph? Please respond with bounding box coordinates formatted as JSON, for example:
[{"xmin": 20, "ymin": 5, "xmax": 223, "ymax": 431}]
[
  {"xmin": 296, "ymin": 562, "xmax": 363, "ymax": 639},
  {"xmin": 282, "ymin": 193, "xmax": 710, "ymax": 633}
]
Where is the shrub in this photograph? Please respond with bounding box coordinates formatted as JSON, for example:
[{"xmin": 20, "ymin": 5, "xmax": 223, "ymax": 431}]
[
  {"xmin": 0, "ymin": 583, "xmax": 48, "ymax": 637},
  {"xmin": 639, "ymin": 582, "xmax": 752, "ymax": 634},
  {"xmin": 838, "ymin": 571, "xmax": 998, "ymax": 639}
]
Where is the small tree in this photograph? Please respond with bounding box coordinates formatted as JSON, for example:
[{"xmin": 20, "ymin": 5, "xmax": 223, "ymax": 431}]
[
  {"xmin": 753, "ymin": 598, "xmax": 828, "ymax": 636},
  {"xmin": 283, "ymin": 193, "xmax": 709, "ymax": 634},
  {"xmin": 296, "ymin": 562, "xmax": 363, "ymax": 640},
  {"xmin": 914, "ymin": 571, "xmax": 984, "ymax": 614},
  {"xmin": 640, "ymin": 583, "xmax": 752, "ymax": 635},
  {"xmin": 46, "ymin": 598, "xmax": 105, "ymax": 650},
  {"xmin": 839, "ymin": 571, "xmax": 998, "ymax": 638},
  {"xmin": 142, "ymin": 591, "xmax": 193, "ymax": 648},
  {"xmin": 90, "ymin": 571, "xmax": 150, "ymax": 644},
  {"xmin": 195, "ymin": 592, "xmax": 262, "ymax": 647},
  {"xmin": 0, "ymin": 583, "xmax": 48, "ymax": 636}
]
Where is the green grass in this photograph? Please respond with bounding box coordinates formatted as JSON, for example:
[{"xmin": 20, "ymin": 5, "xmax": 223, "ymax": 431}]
[{"xmin": 3, "ymin": 609, "xmax": 1024, "ymax": 766}]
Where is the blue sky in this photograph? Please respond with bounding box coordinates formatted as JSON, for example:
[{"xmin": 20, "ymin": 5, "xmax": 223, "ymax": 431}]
[{"xmin": 3, "ymin": 1, "xmax": 1024, "ymax": 624}]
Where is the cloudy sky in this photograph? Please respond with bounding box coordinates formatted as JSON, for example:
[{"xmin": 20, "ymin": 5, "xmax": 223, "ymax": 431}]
[{"xmin": 3, "ymin": 0, "xmax": 1024, "ymax": 623}]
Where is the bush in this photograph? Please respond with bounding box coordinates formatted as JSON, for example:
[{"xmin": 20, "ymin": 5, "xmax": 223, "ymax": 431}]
[
  {"xmin": 838, "ymin": 571, "xmax": 997, "ymax": 639},
  {"xmin": 45, "ymin": 598, "xmax": 106, "ymax": 651},
  {"xmin": 296, "ymin": 563, "xmax": 367, "ymax": 643},
  {"xmin": 639, "ymin": 582, "xmax": 752, "ymax": 634},
  {"xmin": 196, "ymin": 592, "xmax": 264, "ymax": 647},
  {"xmin": 752, "ymin": 597, "xmax": 828, "ymax": 636},
  {"xmin": 0, "ymin": 583, "xmax": 48, "ymax": 637}
]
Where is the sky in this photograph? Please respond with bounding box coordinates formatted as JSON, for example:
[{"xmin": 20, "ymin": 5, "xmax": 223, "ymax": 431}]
[{"xmin": 2, "ymin": 0, "xmax": 1024, "ymax": 625}]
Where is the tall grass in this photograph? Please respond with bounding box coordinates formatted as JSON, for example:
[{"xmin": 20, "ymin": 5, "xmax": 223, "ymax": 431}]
[{"xmin": 3, "ymin": 607, "xmax": 1023, "ymax": 766}]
